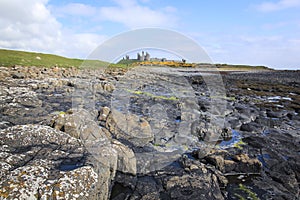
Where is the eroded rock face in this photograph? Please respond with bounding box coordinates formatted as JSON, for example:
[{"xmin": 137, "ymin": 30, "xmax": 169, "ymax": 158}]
[
  {"xmin": 111, "ymin": 159, "xmax": 226, "ymax": 200},
  {"xmin": 0, "ymin": 125, "xmax": 105, "ymax": 199},
  {"xmin": 50, "ymin": 109, "xmax": 110, "ymax": 140},
  {"xmin": 50, "ymin": 109, "xmax": 137, "ymax": 175},
  {"xmin": 204, "ymin": 150, "xmax": 262, "ymax": 174}
]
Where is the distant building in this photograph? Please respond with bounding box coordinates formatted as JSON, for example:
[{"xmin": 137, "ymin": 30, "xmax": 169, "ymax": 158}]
[
  {"xmin": 145, "ymin": 52, "xmax": 150, "ymax": 61},
  {"xmin": 137, "ymin": 53, "xmax": 141, "ymax": 60},
  {"xmin": 137, "ymin": 51, "xmax": 150, "ymax": 61}
]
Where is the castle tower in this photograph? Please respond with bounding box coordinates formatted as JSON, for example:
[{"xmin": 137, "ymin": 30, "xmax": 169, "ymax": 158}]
[
  {"xmin": 145, "ymin": 52, "xmax": 150, "ymax": 61},
  {"xmin": 141, "ymin": 51, "xmax": 145, "ymax": 61}
]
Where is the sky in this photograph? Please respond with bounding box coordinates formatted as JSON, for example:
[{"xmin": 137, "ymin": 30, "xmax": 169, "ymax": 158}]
[{"xmin": 0, "ymin": 0, "xmax": 300, "ymax": 69}]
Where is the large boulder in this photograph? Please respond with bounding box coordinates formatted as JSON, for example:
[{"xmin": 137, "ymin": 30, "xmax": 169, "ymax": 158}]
[
  {"xmin": 51, "ymin": 109, "xmax": 137, "ymax": 175},
  {"xmin": 0, "ymin": 125, "xmax": 110, "ymax": 200},
  {"xmin": 106, "ymin": 109, "xmax": 153, "ymax": 146}
]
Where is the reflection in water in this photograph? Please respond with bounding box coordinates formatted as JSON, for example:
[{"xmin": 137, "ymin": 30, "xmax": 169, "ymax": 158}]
[{"xmin": 218, "ymin": 130, "xmax": 242, "ymax": 149}]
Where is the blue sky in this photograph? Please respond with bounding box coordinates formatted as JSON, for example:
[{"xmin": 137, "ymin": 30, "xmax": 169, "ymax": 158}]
[{"xmin": 0, "ymin": 0, "xmax": 300, "ymax": 69}]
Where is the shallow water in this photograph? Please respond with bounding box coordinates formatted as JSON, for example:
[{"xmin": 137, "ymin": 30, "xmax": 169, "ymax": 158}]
[
  {"xmin": 59, "ymin": 163, "xmax": 83, "ymax": 171},
  {"xmin": 218, "ymin": 130, "xmax": 242, "ymax": 149},
  {"xmin": 257, "ymin": 154, "xmax": 271, "ymax": 168},
  {"xmin": 267, "ymin": 96, "xmax": 292, "ymax": 102}
]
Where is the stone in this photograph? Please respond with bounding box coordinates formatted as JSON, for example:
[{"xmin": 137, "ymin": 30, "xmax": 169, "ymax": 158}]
[
  {"xmin": 224, "ymin": 160, "xmax": 236, "ymax": 173},
  {"xmin": 98, "ymin": 106, "xmax": 111, "ymax": 121},
  {"xmin": 266, "ymin": 110, "xmax": 286, "ymax": 118},
  {"xmin": 1, "ymin": 65, "xmax": 300, "ymax": 200},
  {"xmin": 164, "ymin": 174, "xmax": 224, "ymax": 200},
  {"xmin": 51, "ymin": 109, "xmax": 137, "ymax": 176},
  {"xmin": 112, "ymin": 140, "xmax": 137, "ymax": 175},
  {"xmin": 51, "ymin": 109, "xmax": 111, "ymax": 140},
  {"xmin": 240, "ymin": 121, "xmax": 262, "ymax": 133},
  {"xmin": 12, "ymin": 72, "xmax": 25, "ymax": 79},
  {"xmin": 0, "ymin": 125, "xmax": 110, "ymax": 200},
  {"xmin": 206, "ymin": 155, "xmax": 225, "ymax": 171},
  {"xmin": 106, "ymin": 109, "xmax": 153, "ymax": 146},
  {"xmin": 232, "ymin": 154, "xmax": 262, "ymax": 174}
]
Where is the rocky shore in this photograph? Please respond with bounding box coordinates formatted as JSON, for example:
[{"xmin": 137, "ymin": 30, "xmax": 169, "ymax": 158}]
[{"xmin": 0, "ymin": 65, "xmax": 299, "ymax": 199}]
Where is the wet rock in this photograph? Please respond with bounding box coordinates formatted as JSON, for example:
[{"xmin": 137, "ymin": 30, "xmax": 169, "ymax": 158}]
[
  {"xmin": 226, "ymin": 116, "xmax": 242, "ymax": 129},
  {"xmin": 224, "ymin": 160, "xmax": 236, "ymax": 172},
  {"xmin": 163, "ymin": 173, "xmax": 224, "ymax": 200},
  {"xmin": 191, "ymin": 119, "xmax": 227, "ymax": 142},
  {"xmin": 113, "ymin": 155, "xmax": 226, "ymax": 199},
  {"xmin": 130, "ymin": 176, "xmax": 161, "ymax": 200},
  {"xmin": 266, "ymin": 110, "xmax": 286, "ymax": 118},
  {"xmin": 240, "ymin": 121, "xmax": 263, "ymax": 133}
]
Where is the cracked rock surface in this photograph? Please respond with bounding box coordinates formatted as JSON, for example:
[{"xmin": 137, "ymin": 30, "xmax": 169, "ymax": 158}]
[
  {"xmin": 0, "ymin": 66, "xmax": 299, "ymax": 199},
  {"xmin": 0, "ymin": 125, "xmax": 101, "ymax": 199}
]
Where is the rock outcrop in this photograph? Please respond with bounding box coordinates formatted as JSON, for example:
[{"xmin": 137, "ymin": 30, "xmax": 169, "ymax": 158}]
[
  {"xmin": 0, "ymin": 66, "xmax": 299, "ymax": 199},
  {"xmin": 0, "ymin": 125, "xmax": 102, "ymax": 199}
]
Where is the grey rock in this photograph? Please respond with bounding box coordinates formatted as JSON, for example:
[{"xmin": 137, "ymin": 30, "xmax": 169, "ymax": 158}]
[
  {"xmin": 240, "ymin": 122, "xmax": 263, "ymax": 133},
  {"xmin": 0, "ymin": 125, "xmax": 109, "ymax": 200},
  {"xmin": 164, "ymin": 174, "xmax": 224, "ymax": 200},
  {"xmin": 51, "ymin": 109, "xmax": 111, "ymax": 140},
  {"xmin": 12, "ymin": 72, "xmax": 25, "ymax": 79},
  {"xmin": 106, "ymin": 109, "xmax": 153, "ymax": 146},
  {"xmin": 51, "ymin": 109, "xmax": 137, "ymax": 175}
]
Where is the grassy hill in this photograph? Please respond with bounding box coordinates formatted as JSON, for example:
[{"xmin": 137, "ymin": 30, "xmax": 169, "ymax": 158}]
[
  {"xmin": 0, "ymin": 48, "xmax": 272, "ymax": 70},
  {"xmin": 0, "ymin": 49, "xmax": 108, "ymax": 68},
  {"xmin": 117, "ymin": 59, "xmax": 140, "ymax": 65}
]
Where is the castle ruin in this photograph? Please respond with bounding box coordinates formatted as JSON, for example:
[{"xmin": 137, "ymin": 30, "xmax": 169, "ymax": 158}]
[{"xmin": 137, "ymin": 51, "xmax": 150, "ymax": 61}]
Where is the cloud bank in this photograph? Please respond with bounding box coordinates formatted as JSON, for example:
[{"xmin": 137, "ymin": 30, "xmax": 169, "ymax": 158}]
[
  {"xmin": 0, "ymin": 0, "xmax": 177, "ymax": 58},
  {"xmin": 256, "ymin": 0, "xmax": 300, "ymax": 12}
]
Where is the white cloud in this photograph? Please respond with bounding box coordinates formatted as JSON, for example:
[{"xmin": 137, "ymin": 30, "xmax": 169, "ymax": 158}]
[
  {"xmin": 98, "ymin": 0, "xmax": 177, "ymax": 28},
  {"xmin": 204, "ymin": 34, "xmax": 300, "ymax": 69},
  {"xmin": 0, "ymin": 0, "xmax": 106, "ymax": 58},
  {"xmin": 0, "ymin": 0, "xmax": 177, "ymax": 59},
  {"xmin": 0, "ymin": 0, "xmax": 61, "ymax": 51},
  {"xmin": 51, "ymin": 0, "xmax": 177, "ymax": 29},
  {"xmin": 256, "ymin": 0, "xmax": 300, "ymax": 12},
  {"xmin": 51, "ymin": 3, "xmax": 97, "ymax": 17}
]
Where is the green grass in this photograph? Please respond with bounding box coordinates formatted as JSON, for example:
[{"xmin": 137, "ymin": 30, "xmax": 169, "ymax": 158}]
[
  {"xmin": 0, "ymin": 48, "xmax": 107, "ymax": 68},
  {"xmin": 126, "ymin": 89, "xmax": 179, "ymax": 101},
  {"xmin": 106, "ymin": 63, "xmax": 133, "ymax": 69},
  {"xmin": 0, "ymin": 48, "xmax": 273, "ymax": 71},
  {"xmin": 233, "ymin": 140, "xmax": 247, "ymax": 150},
  {"xmin": 117, "ymin": 59, "xmax": 140, "ymax": 65},
  {"xmin": 235, "ymin": 184, "xmax": 260, "ymax": 200}
]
